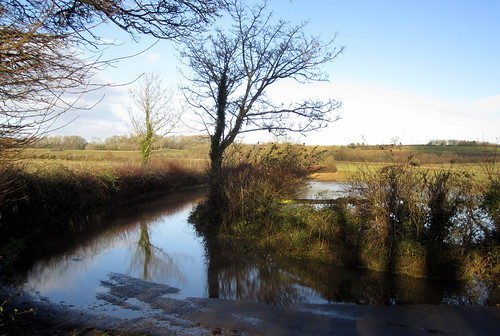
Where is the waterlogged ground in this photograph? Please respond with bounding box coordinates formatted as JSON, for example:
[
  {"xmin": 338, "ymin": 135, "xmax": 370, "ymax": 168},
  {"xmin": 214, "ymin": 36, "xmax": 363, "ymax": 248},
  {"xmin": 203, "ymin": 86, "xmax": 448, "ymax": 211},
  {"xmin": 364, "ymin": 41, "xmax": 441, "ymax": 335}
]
[
  {"xmin": 6, "ymin": 183, "xmax": 497, "ymax": 313},
  {"xmin": 2, "ymin": 183, "xmax": 499, "ymax": 334},
  {"xmin": 301, "ymin": 180, "xmax": 350, "ymax": 200},
  {"xmin": 1, "ymin": 183, "xmax": 497, "ymax": 336}
]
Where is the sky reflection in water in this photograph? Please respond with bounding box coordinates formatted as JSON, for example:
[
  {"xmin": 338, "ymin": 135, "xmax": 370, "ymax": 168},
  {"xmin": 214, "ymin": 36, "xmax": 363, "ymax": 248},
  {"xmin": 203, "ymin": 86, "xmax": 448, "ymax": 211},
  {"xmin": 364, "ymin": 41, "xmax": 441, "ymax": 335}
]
[{"xmin": 11, "ymin": 183, "xmax": 496, "ymax": 314}]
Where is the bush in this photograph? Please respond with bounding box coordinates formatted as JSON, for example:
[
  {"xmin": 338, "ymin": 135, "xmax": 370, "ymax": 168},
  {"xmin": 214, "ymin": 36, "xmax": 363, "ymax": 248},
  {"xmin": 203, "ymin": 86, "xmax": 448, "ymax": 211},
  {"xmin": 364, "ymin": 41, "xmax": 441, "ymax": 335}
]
[
  {"xmin": 221, "ymin": 143, "xmax": 323, "ymax": 231},
  {"xmin": 346, "ymin": 163, "xmax": 498, "ymax": 278}
]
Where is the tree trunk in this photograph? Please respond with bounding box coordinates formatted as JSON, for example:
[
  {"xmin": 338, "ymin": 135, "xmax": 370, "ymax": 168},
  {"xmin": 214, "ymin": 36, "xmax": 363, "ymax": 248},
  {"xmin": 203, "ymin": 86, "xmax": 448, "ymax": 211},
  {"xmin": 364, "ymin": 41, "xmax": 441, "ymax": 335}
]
[
  {"xmin": 205, "ymin": 234, "xmax": 221, "ymax": 298},
  {"xmin": 207, "ymin": 143, "xmax": 224, "ymax": 231}
]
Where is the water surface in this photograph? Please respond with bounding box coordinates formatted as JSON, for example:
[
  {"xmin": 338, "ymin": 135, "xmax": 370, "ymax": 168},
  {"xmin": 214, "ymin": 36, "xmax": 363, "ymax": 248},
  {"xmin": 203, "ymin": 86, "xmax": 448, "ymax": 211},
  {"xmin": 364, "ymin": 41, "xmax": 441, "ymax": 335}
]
[
  {"xmin": 302, "ymin": 180, "xmax": 349, "ymax": 199},
  {"xmin": 7, "ymin": 183, "xmax": 497, "ymax": 317}
]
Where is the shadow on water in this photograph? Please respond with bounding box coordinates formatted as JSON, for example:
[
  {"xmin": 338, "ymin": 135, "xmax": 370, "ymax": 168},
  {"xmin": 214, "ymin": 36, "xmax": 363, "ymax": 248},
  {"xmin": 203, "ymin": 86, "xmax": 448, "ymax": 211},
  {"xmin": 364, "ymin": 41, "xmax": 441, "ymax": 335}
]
[
  {"xmin": 6, "ymin": 188, "xmax": 206, "ymax": 286},
  {"xmin": 201, "ymin": 235, "xmax": 483, "ymax": 306},
  {"xmin": 5, "ymin": 185, "xmax": 498, "ymax": 309}
]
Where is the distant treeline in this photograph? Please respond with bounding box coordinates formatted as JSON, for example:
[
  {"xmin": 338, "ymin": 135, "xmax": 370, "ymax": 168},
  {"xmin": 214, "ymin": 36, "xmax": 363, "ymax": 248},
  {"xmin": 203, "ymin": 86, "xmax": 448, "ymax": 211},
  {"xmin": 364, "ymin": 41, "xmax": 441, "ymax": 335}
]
[
  {"xmin": 29, "ymin": 135, "xmax": 499, "ymax": 165},
  {"xmin": 33, "ymin": 135, "xmax": 210, "ymax": 151},
  {"xmin": 427, "ymin": 139, "xmax": 498, "ymax": 146}
]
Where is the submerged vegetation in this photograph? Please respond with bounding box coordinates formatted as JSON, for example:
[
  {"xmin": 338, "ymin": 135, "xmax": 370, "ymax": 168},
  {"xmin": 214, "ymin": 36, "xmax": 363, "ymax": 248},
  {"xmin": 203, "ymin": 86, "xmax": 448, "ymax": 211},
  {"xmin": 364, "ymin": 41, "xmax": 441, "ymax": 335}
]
[{"xmin": 190, "ymin": 143, "xmax": 499, "ymax": 290}]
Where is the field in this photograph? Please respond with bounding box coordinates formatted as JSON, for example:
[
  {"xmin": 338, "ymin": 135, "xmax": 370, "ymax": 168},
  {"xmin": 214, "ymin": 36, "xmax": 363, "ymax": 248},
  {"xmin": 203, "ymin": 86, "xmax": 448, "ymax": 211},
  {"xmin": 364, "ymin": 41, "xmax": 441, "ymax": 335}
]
[
  {"xmin": 17, "ymin": 144, "xmax": 498, "ymax": 182},
  {"xmin": 18, "ymin": 148, "xmax": 208, "ymax": 176}
]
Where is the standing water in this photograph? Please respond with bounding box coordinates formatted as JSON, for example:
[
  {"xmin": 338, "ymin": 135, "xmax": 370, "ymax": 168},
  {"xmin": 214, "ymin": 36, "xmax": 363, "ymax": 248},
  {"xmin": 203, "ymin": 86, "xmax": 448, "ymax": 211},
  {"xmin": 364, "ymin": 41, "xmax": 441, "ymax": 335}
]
[
  {"xmin": 6, "ymin": 183, "xmax": 497, "ymax": 317},
  {"xmin": 302, "ymin": 180, "xmax": 349, "ymax": 199}
]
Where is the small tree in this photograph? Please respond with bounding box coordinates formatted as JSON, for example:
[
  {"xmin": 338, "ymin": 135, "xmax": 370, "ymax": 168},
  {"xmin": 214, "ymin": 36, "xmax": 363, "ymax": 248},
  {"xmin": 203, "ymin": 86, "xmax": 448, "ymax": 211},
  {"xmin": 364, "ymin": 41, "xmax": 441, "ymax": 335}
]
[
  {"xmin": 128, "ymin": 73, "xmax": 180, "ymax": 165},
  {"xmin": 182, "ymin": 0, "xmax": 343, "ymax": 229}
]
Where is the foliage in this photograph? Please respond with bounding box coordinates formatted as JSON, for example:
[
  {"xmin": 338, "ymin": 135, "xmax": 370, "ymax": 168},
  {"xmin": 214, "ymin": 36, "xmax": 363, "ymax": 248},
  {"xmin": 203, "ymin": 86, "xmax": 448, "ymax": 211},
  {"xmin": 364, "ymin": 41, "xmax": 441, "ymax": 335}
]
[
  {"xmin": 190, "ymin": 143, "xmax": 323, "ymax": 233},
  {"xmin": 479, "ymin": 158, "xmax": 500, "ymax": 242},
  {"xmin": 345, "ymin": 163, "xmax": 497, "ymax": 279},
  {"xmin": 214, "ymin": 159, "xmax": 499, "ymax": 282},
  {"xmin": 32, "ymin": 136, "xmax": 88, "ymax": 150},
  {"xmin": 0, "ymin": 162, "xmax": 205, "ymax": 234},
  {"xmin": 223, "ymin": 144, "xmax": 323, "ymax": 227}
]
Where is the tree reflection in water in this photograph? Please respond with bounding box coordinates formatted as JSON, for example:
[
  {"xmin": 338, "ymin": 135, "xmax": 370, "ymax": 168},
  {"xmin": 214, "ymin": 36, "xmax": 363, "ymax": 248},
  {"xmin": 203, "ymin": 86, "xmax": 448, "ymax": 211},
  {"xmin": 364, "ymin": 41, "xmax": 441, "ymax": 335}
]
[
  {"xmin": 202, "ymin": 236, "xmax": 481, "ymax": 306},
  {"xmin": 205, "ymin": 237, "xmax": 306, "ymax": 306},
  {"xmin": 13, "ymin": 190, "xmax": 205, "ymax": 292},
  {"xmin": 128, "ymin": 222, "xmax": 186, "ymax": 285}
]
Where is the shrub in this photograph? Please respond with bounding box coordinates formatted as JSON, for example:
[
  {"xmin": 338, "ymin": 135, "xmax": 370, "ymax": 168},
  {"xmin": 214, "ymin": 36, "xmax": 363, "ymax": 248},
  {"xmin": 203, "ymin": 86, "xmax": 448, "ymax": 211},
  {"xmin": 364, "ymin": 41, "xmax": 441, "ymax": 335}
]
[
  {"xmin": 347, "ymin": 163, "xmax": 497, "ymax": 278},
  {"xmin": 221, "ymin": 143, "xmax": 323, "ymax": 231}
]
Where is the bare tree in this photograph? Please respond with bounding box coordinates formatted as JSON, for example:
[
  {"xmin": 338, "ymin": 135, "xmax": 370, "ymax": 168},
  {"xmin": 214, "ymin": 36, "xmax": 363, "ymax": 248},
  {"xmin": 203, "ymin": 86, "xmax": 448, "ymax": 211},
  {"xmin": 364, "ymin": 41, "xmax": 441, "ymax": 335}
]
[
  {"xmin": 1, "ymin": 1, "xmax": 223, "ymax": 38},
  {"xmin": 181, "ymin": 0, "xmax": 343, "ymax": 229},
  {"xmin": 128, "ymin": 73, "xmax": 180, "ymax": 165},
  {"xmin": 0, "ymin": 0, "xmax": 224, "ymax": 149},
  {"xmin": 0, "ymin": 0, "xmax": 224, "ymax": 203},
  {"xmin": 0, "ymin": 24, "xmax": 93, "ymax": 152}
]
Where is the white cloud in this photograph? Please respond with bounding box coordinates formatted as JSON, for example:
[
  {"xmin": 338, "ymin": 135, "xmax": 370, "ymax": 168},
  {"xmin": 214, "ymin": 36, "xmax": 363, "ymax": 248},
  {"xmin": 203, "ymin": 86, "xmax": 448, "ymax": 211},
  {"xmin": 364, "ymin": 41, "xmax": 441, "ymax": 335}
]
[
  {"xmin": 51, "ymin": 77, "xmax": 499, "ymax": 145},
  {"xmin": 51, "ymin": 85, "xmax": 131, "ymax": 139},
  {"xmin": 259, "ymin": 80, "xmax": 500, "ymax": 145},
  {"xmin": 473, "ymin": 95, "xmax": 500, "ymax": 115},
  {"xmin": 146, "ymin": 52, "xmax": 161, "ymax": 62}
]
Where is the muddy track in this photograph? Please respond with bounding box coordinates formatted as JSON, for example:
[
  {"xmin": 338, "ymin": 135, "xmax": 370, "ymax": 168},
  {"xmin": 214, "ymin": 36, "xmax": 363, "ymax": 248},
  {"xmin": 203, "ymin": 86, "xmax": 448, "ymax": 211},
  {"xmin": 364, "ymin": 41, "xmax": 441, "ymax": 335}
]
[{"xmin": 1, "ymin": 273, "xmax": 499, "ymax": 336}]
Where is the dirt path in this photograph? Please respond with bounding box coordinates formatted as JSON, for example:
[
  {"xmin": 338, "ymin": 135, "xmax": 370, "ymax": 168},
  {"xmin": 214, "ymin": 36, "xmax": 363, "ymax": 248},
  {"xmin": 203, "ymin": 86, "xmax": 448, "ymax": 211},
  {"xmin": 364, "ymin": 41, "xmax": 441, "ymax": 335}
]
[{"xmin": 2, "ymin": 273, "xmax": 499, "ymax": 336}]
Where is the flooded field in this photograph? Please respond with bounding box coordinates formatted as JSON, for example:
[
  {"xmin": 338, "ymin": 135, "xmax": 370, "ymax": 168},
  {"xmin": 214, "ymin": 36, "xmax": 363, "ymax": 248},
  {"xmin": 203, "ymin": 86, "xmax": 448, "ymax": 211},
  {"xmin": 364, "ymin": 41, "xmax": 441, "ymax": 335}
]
[{"xmin": 5, "ymin": 183, "xmax": 497, "ymax": 319}]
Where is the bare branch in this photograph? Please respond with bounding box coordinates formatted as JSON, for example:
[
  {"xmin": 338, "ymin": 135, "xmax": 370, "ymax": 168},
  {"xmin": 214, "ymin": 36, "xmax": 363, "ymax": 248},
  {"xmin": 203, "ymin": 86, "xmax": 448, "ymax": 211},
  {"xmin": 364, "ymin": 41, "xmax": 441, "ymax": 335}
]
[
  {"xmin": 127, "ymin": 72, "xmax": 181, "ymax": 165},
  {"xmin": 181, "ymin": 0, "xmax": 343, "ymax": 153},
  {"xmin": 179, "ymin": 0, "xmax": 343, "ymax": 227}
]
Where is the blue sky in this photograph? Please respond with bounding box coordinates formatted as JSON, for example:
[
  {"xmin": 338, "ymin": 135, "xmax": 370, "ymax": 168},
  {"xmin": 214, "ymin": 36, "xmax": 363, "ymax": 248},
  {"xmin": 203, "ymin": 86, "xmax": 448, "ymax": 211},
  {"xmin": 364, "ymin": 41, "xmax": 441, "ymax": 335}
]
[
  {"xmin": 56, "ymin": 0, "xmax": 500, "ymax": 144},
  {"xmin": 292, "ymin": 0, "xmax": 500, "ymax": 100}
]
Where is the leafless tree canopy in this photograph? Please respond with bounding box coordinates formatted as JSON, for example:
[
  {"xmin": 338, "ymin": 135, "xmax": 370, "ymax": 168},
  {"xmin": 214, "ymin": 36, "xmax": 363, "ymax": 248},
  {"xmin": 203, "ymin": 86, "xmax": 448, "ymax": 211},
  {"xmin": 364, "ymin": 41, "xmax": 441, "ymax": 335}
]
[
  {"xmin": 182, "ymin": 0, "xmax": 343, "ymax": 154},
  {"xmin": 0, "ymin": 0, "xmax": 224, "ymax": 151},
  {"xmin": 128, "ymin": 73, "xmax": 178, "ymax": 135},
  {"xmin": 0, "ymin": 0, "xmax": 223, "ymax": 203},
  {"xmin": 0, "ymin": 10, "xmax": 93, "ymax": 155},
  {"xmin": 128, "ymin": 72, "xmax": 181, "ymax": 164},
  {"xmin": 181, "ymin": 0, "xmax": 343, "ymax": 228},
  {"xmin": 1, "ymin": 1, "xmax": 223, "ymax": 39}
]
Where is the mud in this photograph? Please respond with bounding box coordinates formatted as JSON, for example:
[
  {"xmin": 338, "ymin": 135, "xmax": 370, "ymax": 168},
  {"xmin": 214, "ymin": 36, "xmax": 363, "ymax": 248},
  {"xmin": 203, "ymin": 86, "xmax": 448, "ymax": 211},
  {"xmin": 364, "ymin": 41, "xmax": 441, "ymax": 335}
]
[{"xmin": 1, "ymin": 273, "xmax": 499, "ymax": 336}]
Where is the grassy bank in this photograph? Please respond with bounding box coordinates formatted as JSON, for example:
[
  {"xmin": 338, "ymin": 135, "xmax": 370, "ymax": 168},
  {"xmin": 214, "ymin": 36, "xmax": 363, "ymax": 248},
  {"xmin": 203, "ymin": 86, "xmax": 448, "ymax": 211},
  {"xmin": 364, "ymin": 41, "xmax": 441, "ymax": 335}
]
[
  {"xmin": 1, "ymin": 161, "xmax": 206, "ymax": 226},
  {"xmin": 0, "ymin": 161, "xmax": 206, "ymax": 266}
]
